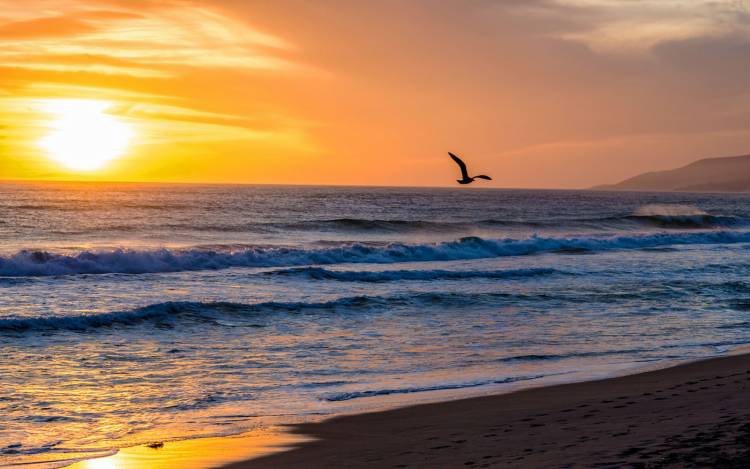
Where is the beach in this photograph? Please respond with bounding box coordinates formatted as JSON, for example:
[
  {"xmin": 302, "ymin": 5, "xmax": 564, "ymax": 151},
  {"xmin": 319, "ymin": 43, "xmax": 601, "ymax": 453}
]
[
  {"xmin": 5, "ymin": 185, "xmax": 750, "ymax": 467},
  {"xmin": 5, "ymin": 1, "xmax": 750, "ymax": 467},
  {"xmin": 223, "ymin": 352, "xmax": 750, "ymax": 468},
  {"xmin": 73, "ymin": 352, "xmax": 750, "ymax": 468}
]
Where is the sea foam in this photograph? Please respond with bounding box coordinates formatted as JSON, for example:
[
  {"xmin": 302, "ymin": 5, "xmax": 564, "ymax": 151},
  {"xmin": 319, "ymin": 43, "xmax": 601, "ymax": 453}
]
[{"xmin": 2, "ymin": 230, "xmax": 750, "ymax": 277}]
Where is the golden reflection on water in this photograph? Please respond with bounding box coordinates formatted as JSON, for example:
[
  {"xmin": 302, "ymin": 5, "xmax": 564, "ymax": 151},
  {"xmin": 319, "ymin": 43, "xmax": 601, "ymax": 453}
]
[{"xmin": 71, "ymin": 431, "xmax": 308, "ymax": 469}]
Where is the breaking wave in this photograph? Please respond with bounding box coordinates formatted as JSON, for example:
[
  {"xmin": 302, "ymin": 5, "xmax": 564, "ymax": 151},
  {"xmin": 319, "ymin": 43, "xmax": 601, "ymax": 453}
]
[
  {"xmin": 623, "ymin": 214, "xmax": 743, "ymax": 229},
  {"xmin": 0, "ymin": 292, "xmax": 516, "ymax": 333},
  {"xmin": 624, "ymin": 204, "xmax": 744, "ymax": 229},
  {"xmin": 13, "ymin": 211, "xmax": 745, "ymax": 237},
  {"xmin": 4, "ymin": 230, "xmax": 750, "ymax": 277},
  {"xmin": 270, "ymin": 209, "xmax": 747, "ymax": 232}
]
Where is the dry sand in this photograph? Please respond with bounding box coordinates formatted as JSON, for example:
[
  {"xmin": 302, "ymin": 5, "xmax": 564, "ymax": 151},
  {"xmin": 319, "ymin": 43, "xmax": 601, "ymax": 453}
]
[{"xmin": 223, "ymin": 353, "xmax": 750, "ymax": 468}]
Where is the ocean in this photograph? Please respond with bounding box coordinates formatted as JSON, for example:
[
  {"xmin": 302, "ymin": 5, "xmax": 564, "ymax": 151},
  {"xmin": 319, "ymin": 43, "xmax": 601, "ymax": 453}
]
[{"xmin": 2, "ymin": 182, "xmax": 750, "ymax": 466}]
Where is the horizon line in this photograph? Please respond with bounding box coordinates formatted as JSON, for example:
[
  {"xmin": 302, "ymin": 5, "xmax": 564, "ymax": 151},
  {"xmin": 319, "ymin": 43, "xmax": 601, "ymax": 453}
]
[{"xmin": 0, "ymin": 177, "xmax": 581, "ymax": 191}]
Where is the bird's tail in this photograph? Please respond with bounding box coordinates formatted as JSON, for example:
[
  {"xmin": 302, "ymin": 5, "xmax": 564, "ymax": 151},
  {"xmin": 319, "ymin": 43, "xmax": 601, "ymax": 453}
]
[{"xmin": 475, "ymin": 175, "xmax": 492, "ymax": 181}]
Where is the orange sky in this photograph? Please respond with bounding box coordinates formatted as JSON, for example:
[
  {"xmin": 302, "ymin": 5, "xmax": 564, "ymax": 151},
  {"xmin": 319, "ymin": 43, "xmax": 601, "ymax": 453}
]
[{"xmin": 1, "ymin": 0, "xmax": 749, "ymax": 188}]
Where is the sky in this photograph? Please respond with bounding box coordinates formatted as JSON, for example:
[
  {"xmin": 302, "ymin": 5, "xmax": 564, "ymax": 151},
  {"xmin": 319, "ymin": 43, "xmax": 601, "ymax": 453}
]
[{"xmin": 0, "ymin": 0, "xmax": 749, "ymax": 188}]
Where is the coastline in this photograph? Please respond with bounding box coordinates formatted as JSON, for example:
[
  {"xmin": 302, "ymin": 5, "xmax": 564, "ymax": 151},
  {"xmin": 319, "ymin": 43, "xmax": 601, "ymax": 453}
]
[
  {"xmin": 72, "ymin": 351, "xmax": 750, "ymax": 468},
  {"xmin": 225, "ymin": 351, "xmax": 750, "ymax": 468}
]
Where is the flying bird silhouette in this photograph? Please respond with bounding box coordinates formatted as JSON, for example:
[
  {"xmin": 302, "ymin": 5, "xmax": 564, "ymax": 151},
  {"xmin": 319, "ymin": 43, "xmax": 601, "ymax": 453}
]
[{"xmin": 448, "ymin": 152, "xmax": 492, "ymax": 185}]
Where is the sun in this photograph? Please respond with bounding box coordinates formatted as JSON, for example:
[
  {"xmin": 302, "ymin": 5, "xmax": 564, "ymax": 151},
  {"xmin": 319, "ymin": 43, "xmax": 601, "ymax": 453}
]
[{"xmin": 37, "ymin": 99, "xmax": 133, "ymax": 171}]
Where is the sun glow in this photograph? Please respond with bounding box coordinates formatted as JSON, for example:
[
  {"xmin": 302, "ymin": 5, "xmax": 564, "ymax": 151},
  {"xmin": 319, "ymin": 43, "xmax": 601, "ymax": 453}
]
[{"xmin": 38, "ymin": 100, "xmax": 133, "ymax": 171}]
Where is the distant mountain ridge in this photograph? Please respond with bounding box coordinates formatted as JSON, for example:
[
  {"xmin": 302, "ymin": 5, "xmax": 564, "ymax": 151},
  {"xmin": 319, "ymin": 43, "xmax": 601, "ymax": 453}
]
[{"xmin": 594, "ymin": 154, "xmax": 750, "ymax": 192}]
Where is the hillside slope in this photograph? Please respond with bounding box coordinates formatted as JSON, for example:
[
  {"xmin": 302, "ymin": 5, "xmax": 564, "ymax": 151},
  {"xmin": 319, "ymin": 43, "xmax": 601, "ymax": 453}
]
[{"xmin": 594, "ymin": 154, "xmax": 750, "ymax": 192}]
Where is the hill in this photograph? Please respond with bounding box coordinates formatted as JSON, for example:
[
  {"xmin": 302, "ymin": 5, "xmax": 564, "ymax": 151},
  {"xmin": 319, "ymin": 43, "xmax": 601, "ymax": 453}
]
[{"xmin": 593, "ymin": 154, "xmax": 750, "ymax": 192}]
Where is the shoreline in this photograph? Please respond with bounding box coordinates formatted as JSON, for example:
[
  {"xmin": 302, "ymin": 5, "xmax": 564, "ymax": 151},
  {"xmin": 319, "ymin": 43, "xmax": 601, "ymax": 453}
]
[
  {"xmin": 70, "ymin": 351, "xmax": 750, "ymax": 468},
  {"xmin": 223, "ymin": 351, "xmax": 750, "ymax": 467},
  {"xmin": 67, "ymin": 430, "xmax": 308, "ymax": 469}
]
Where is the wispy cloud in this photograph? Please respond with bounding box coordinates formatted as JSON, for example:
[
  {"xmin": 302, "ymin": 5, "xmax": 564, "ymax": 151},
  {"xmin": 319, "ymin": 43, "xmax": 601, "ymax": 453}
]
[
  {"xmin": 2, "ymin": 0, "xmax": 749, "ymax": 186},
  {"xmin": 0, "ymin": 1, "xmax": 293, "ymax": 77},
  {"xmin": 509, "ymin": 0, "xmax": 750, "ymax": 52}
]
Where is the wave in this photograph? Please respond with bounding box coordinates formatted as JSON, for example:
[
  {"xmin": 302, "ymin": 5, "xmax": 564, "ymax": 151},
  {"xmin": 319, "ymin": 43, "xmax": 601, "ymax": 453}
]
[
  {"xmin": 272, "ymin": 209, "xmax": 748, "ymax": 233},
  {"xmin": 263, "ymin": 266, "xmax": 560, "ymax": 282},
  {"xmin": 496, "ymin": 350, "xmax": 634, "ymax": 363},
  {"xmin": 277, "ymin": 217, "xmax": 556, "ymax": 232},
  {"xmin": 224, "ymin": 213, "xmax": 750, "ymax": 233},
  {"xmin": 324, "ymin": 374, "xmax": 547, "ymax": 402},
  {"xmin": 542, "ymin": 205, "xmax": 749, "ymax": 230},
  {"xmin": 620, "ymin": 204, "xmax": 745, "ymax": 229},
  {"xmin": 493, "ymin": 346, "xmax": 683, "ymax": 363},
  {"xmin": 19, "ymin": 213, "xmax": 748, "ymax": 237},
  {"xmin": 0, "ymin": 277, "xmax": 34, "ymax": 287},
  {"xmin": 0, "ymin": 292, "xmax": 515, "ymax": 333},
  {"xmin": 0, "ymin": 302, "xmax": 203, "ymax": 332},
  {"xmin": 4, "ymin": 230, "xmax": 750, "ymax": 277},
  {"xmin": 563, "ymin": 213, "xmax": 745, "ymax": 229},
  {"xmin": 622, "ymin": 214, "xmax": 744, "ymax": 229},
  {"xmin": 3, "ymin": 202, "xmax": 190, "ymax": 211},
  {"xmin": 280, "ymin": 218, "xmax": 467, "ymax": 232},
  {"xmin": 565, "ymin": 214, "xmax": 746, "ymax": 229}
]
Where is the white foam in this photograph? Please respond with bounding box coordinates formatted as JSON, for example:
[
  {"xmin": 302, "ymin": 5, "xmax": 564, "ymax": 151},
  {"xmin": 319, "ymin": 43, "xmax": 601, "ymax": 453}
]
[{"xmin": 2, "ymin": 230, "xmax": 749, "ymax": 277}]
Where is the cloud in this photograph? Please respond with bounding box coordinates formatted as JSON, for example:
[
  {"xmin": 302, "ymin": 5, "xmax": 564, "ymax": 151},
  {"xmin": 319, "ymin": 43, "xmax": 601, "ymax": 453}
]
[
  {"xmin": 2, "ymin": 0, "xmax": 750, "ymax": 186},
  {"xmin": 501, "ymin": 0, "xmax": 750, "ymax": 53},
  {"xmin": 0, "ymin": 9, "xmax": 145, "ymax": 37},
  {"xmin": 0, "ymin": 54, "xmax": 172, "ymax": 78},
  {"xmin": 0, "ymin": 1, "xmax": 295, "ymax": 78},
  {"xmin": 23, "ymin": 82, "xmax": 177, "ymax": 102},
  {"xmin": 0, "ymin": 16, "xmax": 98, "ymax": 39}
]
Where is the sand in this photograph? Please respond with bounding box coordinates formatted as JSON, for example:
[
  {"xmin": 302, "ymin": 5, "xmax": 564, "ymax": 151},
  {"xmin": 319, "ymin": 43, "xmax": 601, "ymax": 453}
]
[
  {"xmin": 68, "ymin": 431, "xmax": 308, "ymax": 469},
  {"xmin": 222, "ymin": 353, "xmax": 750, "ymax": 468}
]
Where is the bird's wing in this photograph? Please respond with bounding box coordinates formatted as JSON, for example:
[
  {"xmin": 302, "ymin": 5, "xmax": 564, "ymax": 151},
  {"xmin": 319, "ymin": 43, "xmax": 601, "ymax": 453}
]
[
  {"xmin": 474, "ymin": 175, "xmax": 492, "ymax": 181},
  {"xmin": 448, "ymin": 152, "xmax": 469, "ymax": 179}
]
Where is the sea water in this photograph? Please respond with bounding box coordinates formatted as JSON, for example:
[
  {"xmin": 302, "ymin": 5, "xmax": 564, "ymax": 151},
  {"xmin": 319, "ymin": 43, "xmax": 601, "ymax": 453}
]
[{"xmin": 2, "ymin": 182, "xmax": 750, "ymax": 466}]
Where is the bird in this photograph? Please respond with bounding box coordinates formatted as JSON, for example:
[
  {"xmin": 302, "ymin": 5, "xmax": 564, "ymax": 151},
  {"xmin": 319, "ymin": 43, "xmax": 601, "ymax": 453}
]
[{"xmin": 448, "ymin": 152, "xmax": 492, "ymax": 185}]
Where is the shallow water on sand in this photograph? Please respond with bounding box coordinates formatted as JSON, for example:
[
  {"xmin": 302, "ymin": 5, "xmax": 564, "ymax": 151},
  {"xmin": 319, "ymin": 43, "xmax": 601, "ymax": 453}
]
[{"xmin": 2, "ymin": 182, "xmax": 750, "ymax": 466}]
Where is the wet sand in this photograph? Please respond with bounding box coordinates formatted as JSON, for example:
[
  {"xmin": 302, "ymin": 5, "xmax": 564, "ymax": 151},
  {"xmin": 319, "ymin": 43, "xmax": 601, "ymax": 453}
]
[
  {"xmin": 69, "ymin": 431, "xmax": 308, "ymax": 469},
  {"xmin": 223, "ymin": 353, "xmax": 750, "ymax": 468}
]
